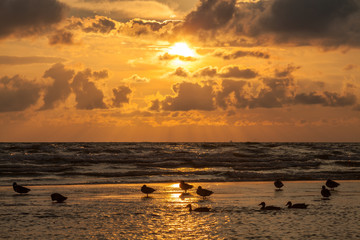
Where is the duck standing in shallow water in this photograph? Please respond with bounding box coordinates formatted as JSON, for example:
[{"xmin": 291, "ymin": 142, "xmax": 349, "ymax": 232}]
[
  {"xmin": 321, "ymin": 185, "xmax": 331, "ymax": 199},
  {"xmin": 196, "ymin": 186, "xmax": 213, "ymax": 199},
  {"xmin": 259, "ymin": 202, "xmax": 281, "ymax": 210},
  {"xmin": 186, "ymin": 204, "xmax": 211, "ymax": 212},
  {"xmin": 286, "ymin": 201, "xmax": 308, "ymax": 209},
  {"xmin": 180, "ymin": 181, "xmax": 193, "ymax": 193},
  {"xmin": 51, "ymin": 193, "xmax": 67, "ymax": 203},
  {"xmin": 274, "ymin": 179, "xmax": 284, "ymax": 190},
  {"xmin": 326, "ymin": 179, "xmax": 340, "ymax": 190},
  {"xmin": 13, "ymin": 182, "xmax": 31, "ymax": 194},
  {"xmin": 141, "ymin": 185, "xmax": 156, "ymax": 197}
]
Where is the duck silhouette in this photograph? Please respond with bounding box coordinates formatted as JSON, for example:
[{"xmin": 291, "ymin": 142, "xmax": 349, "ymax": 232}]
[
  {"xmin": 196, "ymin": 186, "xmax": 213, "ymax": 199},
  {"xmin": 180, "ymin": 181, "xmax": 193, "ymax": 193},
  {"xmin": 141, "ymin": 185, "xmax": 156, "ymax": 197},
  {"xmin": 321, "ymin": 185, "xmax": 331, "ymax": 198},
  {"xmin": 286, "ymin": 201, "xmax": 308, "ymax": 209},
  {"xmin": 51, "ymin": 193, "xmax": 67, "ymax": 203},
  {"xmin": 186, "ymin": 204, "xmax": 210, "ymax": 212},
  {"xmin": 13, "ymin": 182, "xmax": 31, "ymax": 194},
  {"xmin": 259, "ymin": 202, "xmax": 281, "ymax": 210},
  {"xmin": 326, "ymin": 179, "xmax": 340, "ymax": 190},
  {"xmin": 274, "ymin": 179, "xmax": 284, "ymax": 190}
]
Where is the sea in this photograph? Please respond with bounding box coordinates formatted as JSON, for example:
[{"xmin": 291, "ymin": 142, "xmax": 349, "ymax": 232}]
[
  {"xmin": 1, "ymin": 142, "xmax": 360, "ymax": 186},
  {"xmin": 1, "ymin": 142, "xmax": 360, "ymax": 239}
]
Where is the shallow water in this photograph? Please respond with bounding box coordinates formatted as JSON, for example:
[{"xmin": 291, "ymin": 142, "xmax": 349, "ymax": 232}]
[{"xmin": 1, "ymin": 181, "xmax": 359, "ymax": 239}]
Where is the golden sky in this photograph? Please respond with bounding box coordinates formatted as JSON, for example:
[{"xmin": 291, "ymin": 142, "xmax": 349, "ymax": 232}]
[{"xmin": 1, "ymin": 0, "xmax": 360, "ymax": 141}]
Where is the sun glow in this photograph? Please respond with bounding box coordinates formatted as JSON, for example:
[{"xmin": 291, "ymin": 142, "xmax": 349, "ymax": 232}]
[{"xmin": 168, "ymin": 42, "xmax": 195, "ymax": 57}]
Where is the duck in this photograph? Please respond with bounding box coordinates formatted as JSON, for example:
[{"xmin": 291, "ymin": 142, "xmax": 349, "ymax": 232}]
[
  {"xmin": 180, "ymin": 181, "xmax": 193, "ymax": 193},
  {"xmin": 259, "ymin": 202, "xmax": 281, "ymax": 210},
  {"xmin": 286, "ymin": 201, "xmax": 308, "ymax": 209},
  {"xmin": 141, "ymin": 185, "xmax": 156, "ymax": 197},
  {"xmin": 321, "ymin": 185, "xmax": 331, "ymax": 198},
  {"xmin": 326, "ymin": 179, "xmax": 340, "ymax": 190},
  {"xmin": 274, "ymin": 179, "xmax": 284, "ymax": 190},
  {"xmin": 196, "ymin": 186, "xmax": 213, "ymax": 199},
  {"xmin": 51, "ymin": 193, "xmax": 67, "ymax": 203},
  {"xmin": 186, "ymin": 204, "xmax": 210, "ymax": 212},
  {"xmin": 13, "ymin": 182, "xmax": 31, "ymax": 194}
]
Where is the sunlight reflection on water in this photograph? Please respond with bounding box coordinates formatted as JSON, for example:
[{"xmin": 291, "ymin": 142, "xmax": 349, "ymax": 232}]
[{"xmin": 0, "ymin": 181, "xmax": 360, "ymax": 239}]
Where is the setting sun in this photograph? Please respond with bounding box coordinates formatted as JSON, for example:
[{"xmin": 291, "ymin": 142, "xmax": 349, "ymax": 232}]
[{"xmin": 168, "ymin": 42, "xmax": 195, "ymax": 57}]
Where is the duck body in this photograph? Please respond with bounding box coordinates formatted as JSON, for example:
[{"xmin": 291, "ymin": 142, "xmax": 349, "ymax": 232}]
[
  {"xmin": 321, "ymin": 185, "xmax": 331, "ymax": 198},
  {"xmin": 141, "ymin": 185, "xmax": 156, "ymax": 197},
  {"xmin": 196, "ymin": 186, "xmax": 213, "ymax": 199},
  {"xmin": 186, "ymin": 204, "xmax": 210, "ymax": 212},
  {"xmin": 180, "ymin": 181, "xmax": 193, "ymax": 193},
  {"xmin": 259, "ymin": 202, "xmax": 281, "ymax": 210},
  {"xmin": 274, "ymin": 180, "xmax": 284, "ymax": 190},
  {"xmin": 286, "ymin": 201, "xmax": 308, "ymax": 209},
  {"xmin": 13, "ymin": 182, "xmax": 31, "ymax": 194},
  {"xmin": 51, "ymin": 193, "xmax": 67, "ymax": 203},
  {"xmin": 326, "ymin": 179, "xmax": 340, "ymax": 190}
]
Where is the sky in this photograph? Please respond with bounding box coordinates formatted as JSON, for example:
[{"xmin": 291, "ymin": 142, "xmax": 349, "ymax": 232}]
[{"xmin": 1, "ymin": 0, "xmax": 360, "ymax": 142}]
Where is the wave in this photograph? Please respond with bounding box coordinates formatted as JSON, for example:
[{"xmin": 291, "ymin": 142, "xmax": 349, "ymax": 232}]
[{"xmin": 0, "ymin": 142, "xmax": 359, "ymax": 185}]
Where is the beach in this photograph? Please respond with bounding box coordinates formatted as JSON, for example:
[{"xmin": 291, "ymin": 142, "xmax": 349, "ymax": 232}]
[{"xmin": 1, "ymin": 181, "xmax": 359, "ymax": 239}]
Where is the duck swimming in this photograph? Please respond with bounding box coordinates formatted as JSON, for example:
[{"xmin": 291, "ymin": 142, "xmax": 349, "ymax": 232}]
[
  {"xmin": 13, "ymin": 182, "xmax": 31, "ymax": 194},
  {"xmin": 141, "ymin": 185, "xmax": 156, "ymax": 197},
  {"xmin": 186, "ymin": 204, "xmax": 211, "ymax": 212},
  {"xmin": 196, "ymin": 186, "xmax": 213, "ymax": 199},
  {"xmin": 274, "ymin": 179, "xmax": 284, "ymax": 190},
  {"xmin": 51, "ymin": 193, "xmax": 67, "ymax": 203},
  {"xmin": 286, "ymin": 201, "xmax": 308, "ymax": 209},
  {"xmin": 259, "ymin": 202, "xmax": 281, "ymax": 210},
  {"xmin": 321, "ymin": 185, "xmax": 331, "ymax": 198},
  {"xmin": 180, "ymin": 181, "xmax": 193, "ymax": 193},
  {"xmin": 326, "ymin": 179, "xmax": 340, "ymax": 190}
]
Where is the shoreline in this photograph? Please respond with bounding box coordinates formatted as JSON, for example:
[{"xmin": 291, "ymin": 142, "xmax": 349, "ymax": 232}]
[{"xmin": 1, "ymin": 179, "xmax": 359, "ymax": 187}]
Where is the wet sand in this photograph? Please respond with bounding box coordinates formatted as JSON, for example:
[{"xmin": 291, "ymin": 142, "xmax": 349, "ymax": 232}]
[{"xmin": 1, "ymin": 181, "xmax": 359, "ymax": 239}]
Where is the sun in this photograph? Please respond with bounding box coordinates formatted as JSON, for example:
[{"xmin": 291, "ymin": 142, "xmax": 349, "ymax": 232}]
[{"xmin": 168, "ymin": 42, "xmax": 195, "ymax": 57}]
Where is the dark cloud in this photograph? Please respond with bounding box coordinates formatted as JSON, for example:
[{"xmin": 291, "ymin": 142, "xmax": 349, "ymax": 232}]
[
  {"xmin": 83, "ymin": 17, "xmax": 116, "ymax": 34},
  {"xmin": 0, "ymin": 75, "xmax": 41, "ymax": 112},
  {"xmin": 180, "ymin": 0, "xmax": 360, "ymax": 48},
  {"xmin": 112, "ymin": 86, "xmax": 132, "ymax": 107},
  {"xmin": 161, "ymin": 82, "xmax": 215, "ymax": 111},
  {"xmin": 193, "ymin": 65, "xmax": 257, "ymax": 79},
  {"xmin": 260, "ymin": 0, "xmax": 358, "ymax": 34},
  {"xmin": 193, "ymin": 66, "xmax": 218, "ymax": 78},
  {"xmin": 48, "ymin": 30, "xmax": 75, "ymax": 45},
  {"xmin": 118, "ymin": 19, "xmax": 181, "ymax": 37},
  {"xmin": 248, "ymin": 77, "xmax": 295, "ymax": 108},
  {"xmin": 93, "ymin": 70, "xmax": 109, "ymax": 80},
  {"xmin": 295, "ymin": 91, "xmax": 357, "ymax": 107},
  {"xmin": 71, "ymin": 69, "xmax": 107, "ymax": 110},
  {"xmin": 216, "ymin": 79, "xmax": 248, "ymax": 109},
  {"xmin": 274, "ymin": 64, "xmax": 301, "ymax": 78},
  {"xmin": 170, "ymin": 67, "xmax": 189, "ymax": 77},
  {"xmin": 219, "ymin": 66, "xmax": 258, "ymax": 79},
  {"xmin": 40, "ymin": 63, "xmax": 74, "ymax": 110},
  {"xmin": 149, "ymin": 99, "xmax": 161, "ymax": 111},
  {"xmin": 183, "ymin": 0, "xmax": 236, "ymax": 32},
  {"xmin": 0, "ymin": 0, "xmax": 68, "ymax": 39},
  {"xmin": 0, "ymin": 56, "xmax": 65, "ymax": 65},
  {"xmin": 214, "ymin": 50, "xmax": 270, "ymax": 60}
]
